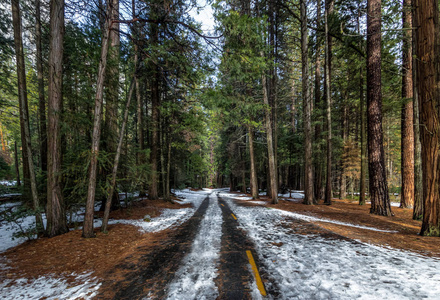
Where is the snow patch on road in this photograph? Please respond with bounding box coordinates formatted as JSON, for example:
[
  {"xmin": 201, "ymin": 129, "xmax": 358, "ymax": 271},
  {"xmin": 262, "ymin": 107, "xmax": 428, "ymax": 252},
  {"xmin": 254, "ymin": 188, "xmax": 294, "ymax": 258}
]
[
  {"xmin": 0, "ymin": 272, "xmax": 101, "ymax": 300},
  {"xmin": 225, "ymin": 197, "xmax": 440, "ymax": 300},
  {"xmin": 165, "ymin": 194, "xmax": 222, "ymax": 300}
]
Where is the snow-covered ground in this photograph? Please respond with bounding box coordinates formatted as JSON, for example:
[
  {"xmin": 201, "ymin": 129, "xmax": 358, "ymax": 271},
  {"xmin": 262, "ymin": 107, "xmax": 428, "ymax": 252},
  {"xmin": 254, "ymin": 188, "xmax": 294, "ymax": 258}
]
[
  {"xmin": 0, "ymin": 272, "xmax": 101, "ymax": 300},
  {"xmin": 219, "ymin": 191, "xmax": 440, "ymax": 300},
  {"xmin": 113, "ymin": 189, "xmax": 211, "ymax": 233},
  {"xmin": 2, "ymin": 189, "xmax": 440, "ymax": 299}
]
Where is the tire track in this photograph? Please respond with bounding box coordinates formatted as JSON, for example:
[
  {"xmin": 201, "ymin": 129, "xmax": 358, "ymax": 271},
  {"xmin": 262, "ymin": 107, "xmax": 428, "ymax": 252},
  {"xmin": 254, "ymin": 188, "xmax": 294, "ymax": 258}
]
[{"xmin": 103, "ymin": 195, "xmax": 211, "ymax": 300}]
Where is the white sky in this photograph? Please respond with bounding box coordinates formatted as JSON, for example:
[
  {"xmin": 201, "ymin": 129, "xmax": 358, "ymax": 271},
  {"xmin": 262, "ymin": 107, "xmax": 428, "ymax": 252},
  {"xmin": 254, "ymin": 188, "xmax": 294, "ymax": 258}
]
[{"xmin": 189, "ymin": 0, "xmax": 216, "ymax": 34}]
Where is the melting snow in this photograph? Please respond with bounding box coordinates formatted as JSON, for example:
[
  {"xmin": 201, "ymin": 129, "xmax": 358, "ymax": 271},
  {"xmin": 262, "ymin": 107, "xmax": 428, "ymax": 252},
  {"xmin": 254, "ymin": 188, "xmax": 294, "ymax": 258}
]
[
  {"xmin": 165, "ymin": 192, "xmax": 222, "ymax": 299},
  {"xmin": 275, "ymin": 209, "xmax": 397, "ymax": 233},
  {"xmin": 0, "ymin": 272, "xmax": 101, "ymax": 300},
  {"xmin": 221, "ymin": 192, "xmax": 440, "ymax": 300},
  {"xmin": 112, "ymin": 208, "xmax": 196, "ymax": 233}
]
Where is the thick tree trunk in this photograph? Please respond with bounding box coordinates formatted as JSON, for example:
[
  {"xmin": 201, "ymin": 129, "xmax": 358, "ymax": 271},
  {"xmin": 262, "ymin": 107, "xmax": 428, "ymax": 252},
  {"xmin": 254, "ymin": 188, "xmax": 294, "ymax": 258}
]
[
  {"xmin": 36, "ymin": 0, "xmax": 47, "ymax": 173},
  {"xmin": 46, "ymin": 0, "xmax": 68, "ymax": 237},
  {"xmin": 302, "ymin": 0, "xmax": 314, "ymax": 205},
  {"xmin": 102, "ymin": 80, "xmax": 135, "ymax": 233},
  {"xmin": 401, "ymin": 0, "xmax": 415, "ymax": 209},
  {"xmin": 324, "ymin": 0, "xmax": 333, "ymax": 205},
  {"xmin": 367, "ymin": 0, "xmax": 392, "ymax": 216},
  {"xmin": 11, "ymin": 0, "xmax": 44, "ymax": 234},
  {"xmin": 415, "ymin": 0, "xmax": 440, "ymax": 236},
  {"xmin": 83, "ymin": 2, "xmax": 111, "ymax": 238},
  {"xmin": 248, "ymin": 125, "xmax": 259, "ymax": 199}
]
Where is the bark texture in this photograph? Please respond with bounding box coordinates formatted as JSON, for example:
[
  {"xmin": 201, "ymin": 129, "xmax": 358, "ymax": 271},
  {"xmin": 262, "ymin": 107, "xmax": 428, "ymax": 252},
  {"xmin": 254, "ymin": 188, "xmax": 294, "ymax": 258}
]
[
  {"xmin": 366, "ymin": 0, "xmax": 392, "ymax": 216},
  {"xmin": 324, "ymin": 0, "xmax": 333, "ymax": 205},
  {"xmin": 415, "ymin": 0, "xmax": 440, "ymax": 236},
  {"xmin": 401, "ymin": 0, "xmax": 415, "ymax": 209},
  {"xmin": 263, "ymin": 73, "xmax": 278, "ymax": 204},
  {"xmin": 301, "ymin": 0, "xmax": 314, "ymax": 205},
  {"xmin": 102, "ymin": 0, "xmax": 120, "ymax": 210},
  {"xmin": 46, "ymin": 0, "xmax": 68, "ymax": 237}
]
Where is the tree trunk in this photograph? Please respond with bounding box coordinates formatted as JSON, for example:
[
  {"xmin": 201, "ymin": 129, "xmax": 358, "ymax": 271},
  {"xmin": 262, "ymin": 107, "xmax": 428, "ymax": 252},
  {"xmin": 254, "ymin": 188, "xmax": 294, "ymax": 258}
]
[
  {"xmin": 367, "ymin": 0, "xmax": 392, "ymax": 216},
  {"xmin": 360, "ymin": 67, "xmax": 367, "ymax": 205},
  {"xmin": 248, "ymin": 125, "xmax": 259, "ymax": 199},
  {"xmin": 11, "ymin": 0, "xmax": 44, "ymax": 234},
  {"xmin": 46, "ymin": 0, "xmax": 68, "ymax": 237},
  {"xmin": 165, "ymin": 133, "xmax": 172, "ymax": 200},
  {"xmin": 401, "ymin": 0, "xmax": 415, "ymax": 209},
  {"xmin": 358, "ymin": 4, "xmax": 367, "ymax": 206},
  {"xmin": 101, "ymin": 80, "xmax": 135, "ymax": 233},
  {"xmin": 12, "ymin": 0, "xmax": 30, "ymax": 200},
  {"xmin": 149, "ymin": 17, "xmax": 160, "ymax": 200},
  {"xmin": 36, "ymin": 0, "xmax": 47, "ymax": 174},
  {"xmin": 101, "ymin": 0, "xmax": 120, "ymax": 211},
  {"xmin": 14, "ymin": 141, "xmax": 21, "ymax": 186},
  {"xmin": 291, "ymin": 75, "xmax": 296, "ymax": 134},
  {"xmin": 340, "ymin": 104, "xmax": 347, "ymax": 200},
  {"xmin": 324, "ymin": 0, "xmax": 333, "ymax": 205},
  {"xmin": 82, "ymin": 2, "xmax": 111, "ymax": 238},
  {"xmin": 262, "ymin": 71, "xmax": 278, "ymax": 203},
  {"xmin": 415, "ymin": 0, "xmax": 440, "ymax": 236},
  {"xmin": 412, "ymin": 2, "xmax": 423, "ymax": 220},
  {"xmin": 314, "ymin": 0, "xmax": 324, "ymax": 201},
  {"xmin": 301, "ymin": 0, "xmax": 314, "ymax": 205}
]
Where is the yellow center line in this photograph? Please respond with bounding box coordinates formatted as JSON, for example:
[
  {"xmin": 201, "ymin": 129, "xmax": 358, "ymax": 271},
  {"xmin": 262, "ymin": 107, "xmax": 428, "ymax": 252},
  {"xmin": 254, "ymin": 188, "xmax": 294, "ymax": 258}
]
[
  {"xmin": 246, "ymin": 250, "xmax": 267, "ymax": 296},
  {"xmin": 221, "ymin": 204, "xmax": 225, "ymax": 207},
  {"xmin": 231, "ymin": 213, "xmax": 237, "ymax": 220}
]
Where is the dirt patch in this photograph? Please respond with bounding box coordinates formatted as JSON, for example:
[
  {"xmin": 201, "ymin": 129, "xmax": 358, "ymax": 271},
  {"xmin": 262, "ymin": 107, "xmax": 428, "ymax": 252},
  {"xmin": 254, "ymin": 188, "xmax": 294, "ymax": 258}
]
[
  {"xmin": 94, "ymin": 198, "xmax": 191, "ymax": 220},
  {"xmin": 0, "ymin": 198, "xmax": 191, "ymax": 284}
]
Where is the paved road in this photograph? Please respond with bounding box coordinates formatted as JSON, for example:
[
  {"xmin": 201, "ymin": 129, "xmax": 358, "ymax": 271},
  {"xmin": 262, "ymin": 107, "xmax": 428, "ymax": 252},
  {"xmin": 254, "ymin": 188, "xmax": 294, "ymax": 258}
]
[{"xmin": 100, "ymin": 192, "xmax": 269, "ymax": 300}]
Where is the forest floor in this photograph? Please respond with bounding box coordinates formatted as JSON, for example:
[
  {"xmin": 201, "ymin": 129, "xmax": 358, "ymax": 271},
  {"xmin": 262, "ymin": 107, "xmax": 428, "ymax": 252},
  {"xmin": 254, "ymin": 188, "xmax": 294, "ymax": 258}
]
[{"xmin": 1, "ymin": 189, "xmax": 440, "ymax": 299}]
